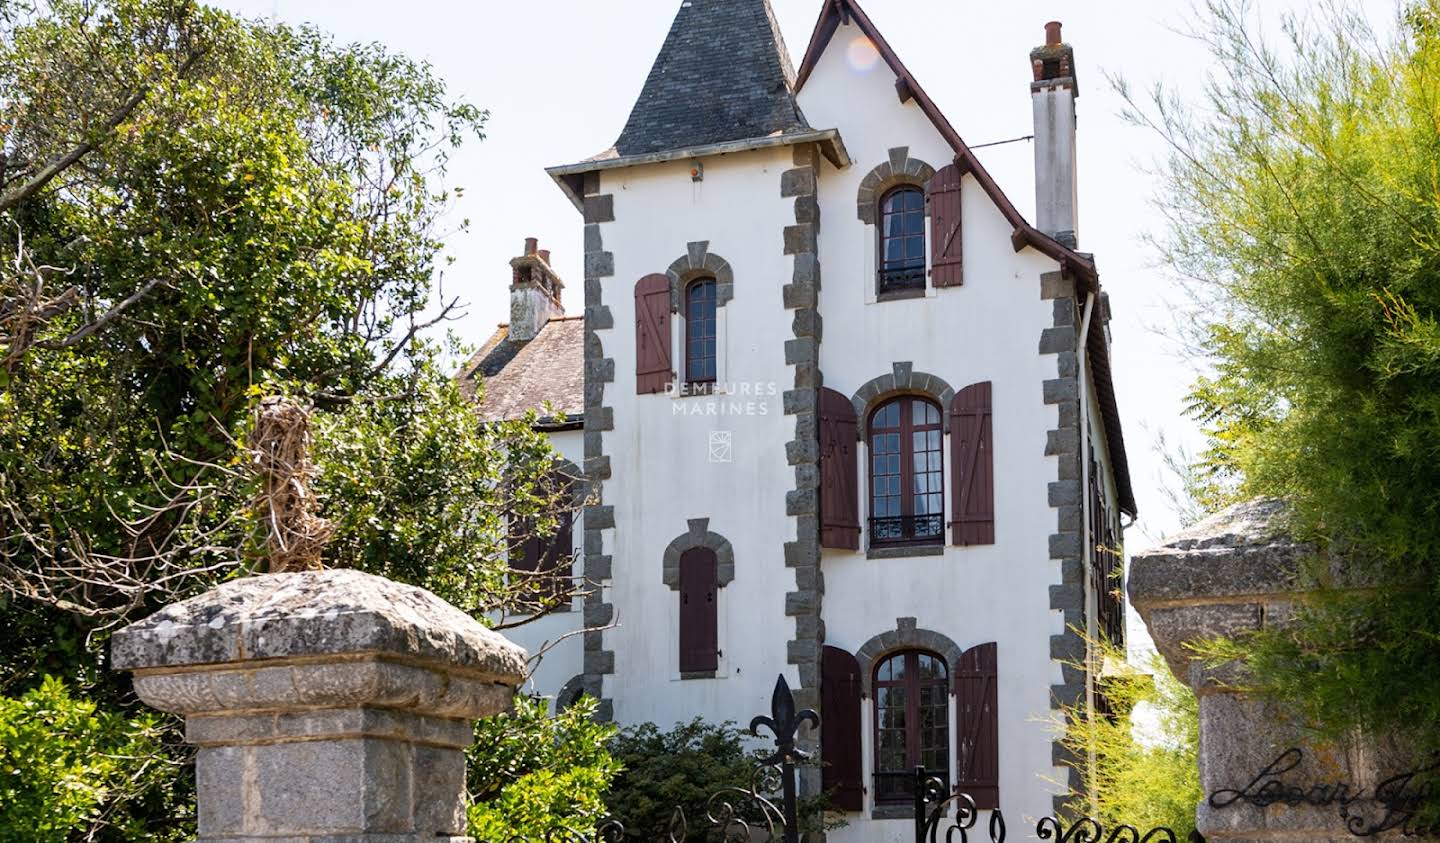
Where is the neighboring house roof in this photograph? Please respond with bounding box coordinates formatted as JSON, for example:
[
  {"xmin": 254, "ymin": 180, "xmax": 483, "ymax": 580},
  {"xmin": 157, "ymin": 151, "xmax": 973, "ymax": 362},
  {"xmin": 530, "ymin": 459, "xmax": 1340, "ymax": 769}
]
[
  {"xmin": 611, "ymin": 0, "xmax": 809, "ymax": 158},
  {"xmin": 794, "ymin": 0, "xmax": 1135, "ymax": 515},
  {"xmin": 459, "ymin": 317, "xmax": 584, "ymax": 427}
]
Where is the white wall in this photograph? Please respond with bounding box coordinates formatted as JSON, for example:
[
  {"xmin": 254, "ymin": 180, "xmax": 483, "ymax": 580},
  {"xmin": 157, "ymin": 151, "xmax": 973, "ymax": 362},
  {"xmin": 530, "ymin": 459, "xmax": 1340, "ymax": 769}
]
[
  {"xmin": 799, "ymin": 21, "xmax": 1068, "ymax": 835},
  {"xmin": 595, "ymin": 147, "xmax": 804, "ymax": 728}
]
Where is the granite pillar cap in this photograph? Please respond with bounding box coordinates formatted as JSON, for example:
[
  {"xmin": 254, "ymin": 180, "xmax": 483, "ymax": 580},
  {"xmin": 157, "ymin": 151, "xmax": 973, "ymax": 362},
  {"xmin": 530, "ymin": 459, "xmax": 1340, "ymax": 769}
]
[
  {"xmin": 111, "ymin": 569, "xmax": 527, "ymax": 681},
  {"xmin": 1128, "ymin": 498, "xmax": 1312, "ymax": 609},
  {"xmin": 1129, "ymin": 499, "xmax": 1317, "ymax": 684}
]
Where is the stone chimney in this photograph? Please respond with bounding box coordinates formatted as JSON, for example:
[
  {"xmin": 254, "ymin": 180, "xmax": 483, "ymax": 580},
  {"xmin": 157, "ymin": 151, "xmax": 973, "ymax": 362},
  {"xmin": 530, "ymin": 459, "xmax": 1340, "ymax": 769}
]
[
  {"xmin": 1030, "ymin": 21, "xmax": 1080, "ymax": 249},
  {"xmin": 508, "ymin": 237, "xmax": 565, "ymax": 343}
]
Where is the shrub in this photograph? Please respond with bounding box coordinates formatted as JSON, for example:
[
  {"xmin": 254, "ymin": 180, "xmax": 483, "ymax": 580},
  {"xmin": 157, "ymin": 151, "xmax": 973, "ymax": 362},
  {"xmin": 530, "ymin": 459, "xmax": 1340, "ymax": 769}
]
[
  {"xmin": 0, "ymin": 676, "xmax": 190, "ymax": 842},
  {"xmin": 467, "ymin": 694, "xmax": 620, "ymax": 840},
  {"xmin": 1059, "ymin": 643, "xmax": 1200, "ymax": 836}
]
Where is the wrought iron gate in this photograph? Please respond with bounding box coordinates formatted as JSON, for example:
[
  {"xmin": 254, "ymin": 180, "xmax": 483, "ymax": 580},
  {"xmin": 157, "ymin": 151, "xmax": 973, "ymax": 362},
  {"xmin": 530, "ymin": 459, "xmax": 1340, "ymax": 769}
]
[{"xmin": 527, "ymin": 674, "xmax": 1196, "ymax": 843}]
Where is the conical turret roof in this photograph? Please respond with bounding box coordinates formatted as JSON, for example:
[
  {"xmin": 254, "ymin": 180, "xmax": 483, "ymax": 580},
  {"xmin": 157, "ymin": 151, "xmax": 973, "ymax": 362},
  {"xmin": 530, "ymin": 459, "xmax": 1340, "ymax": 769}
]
[{"xmin": 613, "ymin": 0, "xmax": 810, "ymax": 157}]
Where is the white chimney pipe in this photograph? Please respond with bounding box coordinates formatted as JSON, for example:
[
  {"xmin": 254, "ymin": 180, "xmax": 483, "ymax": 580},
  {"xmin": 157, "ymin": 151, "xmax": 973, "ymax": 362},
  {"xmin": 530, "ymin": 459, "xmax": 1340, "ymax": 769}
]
[{"xmin": 1030, "ymin": 21, "xmax": 1079, "ymax": 249}]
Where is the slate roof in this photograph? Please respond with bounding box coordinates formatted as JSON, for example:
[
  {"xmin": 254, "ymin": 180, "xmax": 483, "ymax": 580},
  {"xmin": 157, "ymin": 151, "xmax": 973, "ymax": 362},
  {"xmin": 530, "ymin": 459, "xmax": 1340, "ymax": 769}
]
[
  {"xmin": 611, "ymin": 0, "xmax": 810, "ymax": 157},
  {"xmin": 459, "ymin": 317, "xmax": 584, "ymax": 426}
]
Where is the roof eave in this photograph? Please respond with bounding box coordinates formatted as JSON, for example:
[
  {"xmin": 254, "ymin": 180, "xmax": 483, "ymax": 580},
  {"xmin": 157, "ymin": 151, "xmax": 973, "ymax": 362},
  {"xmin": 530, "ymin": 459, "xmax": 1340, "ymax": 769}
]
[{"xmin": 547, "ymin": 129, "xmax": 851, "ymax": 211}]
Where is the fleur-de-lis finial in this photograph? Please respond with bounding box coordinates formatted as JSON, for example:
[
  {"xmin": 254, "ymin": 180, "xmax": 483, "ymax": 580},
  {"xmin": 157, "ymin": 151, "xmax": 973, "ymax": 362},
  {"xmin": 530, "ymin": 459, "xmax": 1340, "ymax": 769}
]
[{"xmin": 749, "ymin": 674, "xmax": 819, "ymax": 766}]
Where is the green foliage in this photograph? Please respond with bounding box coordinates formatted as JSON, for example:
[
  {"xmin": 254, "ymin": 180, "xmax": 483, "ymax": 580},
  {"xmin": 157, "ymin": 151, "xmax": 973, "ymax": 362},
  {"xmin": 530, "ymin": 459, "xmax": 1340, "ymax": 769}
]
[
  {"xmin": 0, "ymin": 0, "xmax": 575, "ymax": 837},
  {"xmin": 467, "ymin": 695, "xmax": 620, "ymax": 841},
  {"xmin": 603, "ymin": 718, "xmax": 835, "ymax": 839},
  {"xmin": 311, "ymin": 372, "xmax": 569, "ymax": 615},
  {"xmin": 1059, "ymin": 645, "xmax": 1200, "ymax": 836},
  {"xmin": 0, "ymin": 676, "xmax": 191, "ymax": 842},
  {"xmin": 604, "ymin": 719, "xmax": 758, "ymax": 838},
  {"xmin": 1125, "ymin": 0, "xmax": 1440, "ymax": 816}
]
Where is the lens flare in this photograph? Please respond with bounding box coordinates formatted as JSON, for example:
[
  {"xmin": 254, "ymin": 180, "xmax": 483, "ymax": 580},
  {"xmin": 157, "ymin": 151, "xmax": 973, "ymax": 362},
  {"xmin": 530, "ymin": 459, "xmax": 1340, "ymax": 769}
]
[{"xmin": 846, "ymin": 35, "xmax": 880, "ymax": 71}]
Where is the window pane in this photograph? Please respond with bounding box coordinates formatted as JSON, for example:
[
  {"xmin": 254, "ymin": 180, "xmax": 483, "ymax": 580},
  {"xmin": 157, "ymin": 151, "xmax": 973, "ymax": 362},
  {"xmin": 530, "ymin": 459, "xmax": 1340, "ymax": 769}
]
[{"xmin": 686, "ymin": 279, "xmax": 717, "ymax": 382}]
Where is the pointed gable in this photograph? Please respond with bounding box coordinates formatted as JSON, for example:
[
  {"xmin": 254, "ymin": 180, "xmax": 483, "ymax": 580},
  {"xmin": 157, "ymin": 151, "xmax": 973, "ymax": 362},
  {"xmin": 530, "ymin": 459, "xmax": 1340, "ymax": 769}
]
[
  {"xmin": 613, "ymin": 0, "xmax": 810, "ymax": 157},
  {"xmin": 794, "ymin": 0, "xmax": 1137, "ymax": 517}
]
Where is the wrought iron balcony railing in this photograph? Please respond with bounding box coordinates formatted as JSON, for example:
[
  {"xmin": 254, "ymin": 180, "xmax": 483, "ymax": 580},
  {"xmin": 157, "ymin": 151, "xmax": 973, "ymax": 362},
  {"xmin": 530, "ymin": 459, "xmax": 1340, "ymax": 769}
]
[
  {"xmin": 879, "ymin": 264, "xmax": 927, "ymax": 293},
  {"xmin": 870, "ymin": 514, "xmax": 944, "ymax": 544}
]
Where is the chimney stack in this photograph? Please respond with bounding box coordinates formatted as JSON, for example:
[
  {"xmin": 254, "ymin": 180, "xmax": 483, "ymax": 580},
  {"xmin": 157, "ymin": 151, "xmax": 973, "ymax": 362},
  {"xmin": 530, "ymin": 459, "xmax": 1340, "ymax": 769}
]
[
  {"xmin": 1030, "ymin": 21, "xmax": 1080, "ymax": 249},
  {"xmin": 508, "ymin": 237, "xmax": 565, "ymax": 343}
]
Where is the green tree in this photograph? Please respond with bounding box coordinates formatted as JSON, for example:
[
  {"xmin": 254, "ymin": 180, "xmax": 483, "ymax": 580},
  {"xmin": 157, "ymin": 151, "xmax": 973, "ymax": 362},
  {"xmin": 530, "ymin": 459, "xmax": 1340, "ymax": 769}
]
[
  {"xmin": 0, "ymin": 1, "xmax": 586, "ymax": 837},
  {"xmin": 1123, "ymin": 0, "xmax": 1440, "ymax": 814},
  {"xmin": 1059, "ymin": 644, "xmax": 1200, "ymax": 836}
]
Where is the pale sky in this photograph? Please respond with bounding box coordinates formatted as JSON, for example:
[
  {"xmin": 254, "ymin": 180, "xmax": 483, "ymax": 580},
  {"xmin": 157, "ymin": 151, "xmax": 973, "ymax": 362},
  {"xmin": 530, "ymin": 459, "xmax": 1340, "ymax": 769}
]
[{"xmin": 210, "ymin": 0, "xmax": 1350, "ymax": 553}]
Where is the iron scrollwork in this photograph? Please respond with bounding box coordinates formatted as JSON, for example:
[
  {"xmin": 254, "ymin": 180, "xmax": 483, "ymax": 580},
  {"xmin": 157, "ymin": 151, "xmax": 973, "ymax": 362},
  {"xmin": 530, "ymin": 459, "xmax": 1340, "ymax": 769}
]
[
  {"xmin": 1036, "ymin": 816, "xmax": 1184, "ymax": 843},
  {"xmin": 913, "ymin": 766, "xmax": 1198, "ymax": 843},
  {"xmin": 914, "ymin": 769, "xmax": 1005, "ymax": 843},
  {"xmin": 552, "ymin": 684, "xmax": 1200, "ymax": 843}
]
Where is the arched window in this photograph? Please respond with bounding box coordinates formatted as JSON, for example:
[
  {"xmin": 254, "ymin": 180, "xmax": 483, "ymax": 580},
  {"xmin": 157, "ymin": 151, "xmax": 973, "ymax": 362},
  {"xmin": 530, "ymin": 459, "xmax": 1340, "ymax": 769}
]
[
  {"xmin": 879, "ymin": 186, "xmax": 926, "ymax": 294},
  {"xmin": 869, "ymin": 397, "xmax": 944, "ymax": 544},
  {"xmin": 685, "ymin": 278, "xmax": 718, "ymax": 386},
  {"xmin": 874, "ymin": 650, "xmax": 949, "ymax": 803}
]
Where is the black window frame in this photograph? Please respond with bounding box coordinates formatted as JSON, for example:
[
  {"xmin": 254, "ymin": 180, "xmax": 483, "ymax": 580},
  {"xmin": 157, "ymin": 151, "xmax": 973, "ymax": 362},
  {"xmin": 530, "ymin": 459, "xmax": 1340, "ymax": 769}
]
[{"xmin": 878, "ymin": 185, "xmax": 927, "ymax": 296}]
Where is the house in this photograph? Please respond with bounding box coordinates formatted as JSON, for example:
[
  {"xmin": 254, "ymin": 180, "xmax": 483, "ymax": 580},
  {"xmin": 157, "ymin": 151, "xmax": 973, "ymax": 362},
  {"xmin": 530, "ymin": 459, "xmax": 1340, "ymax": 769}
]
[{"xmin": 461, "ymin": 0, "xmax": 1134, "ymax": 836}]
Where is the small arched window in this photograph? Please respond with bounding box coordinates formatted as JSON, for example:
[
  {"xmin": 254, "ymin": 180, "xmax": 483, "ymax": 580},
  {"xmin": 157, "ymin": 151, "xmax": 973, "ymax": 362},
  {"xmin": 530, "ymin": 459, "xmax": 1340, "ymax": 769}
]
[
  {"xmin": 685, "ymin": 278, "xmax": 718, "ymax": 386},
  {"xmin": 874, "ymin": 649, "xmax": 949, "ymax": 803},
  {"xmin": 879, "ymin": 186, "xmax": 926, "ymax": 294},
  {"xmin": 869, "ymin": 397, "xmax": 944, "ymax": 544}
]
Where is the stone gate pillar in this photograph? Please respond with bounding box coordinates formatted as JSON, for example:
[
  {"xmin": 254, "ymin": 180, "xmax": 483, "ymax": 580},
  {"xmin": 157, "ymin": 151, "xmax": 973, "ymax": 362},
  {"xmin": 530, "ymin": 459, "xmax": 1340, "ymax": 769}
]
[
  {"xmin": 1130, "ymin": 500, "xmax": 1414, "ymax": 842},
  {"xmin": 112, "ymin": 569, "xmax": 526, "ymax": 843}
]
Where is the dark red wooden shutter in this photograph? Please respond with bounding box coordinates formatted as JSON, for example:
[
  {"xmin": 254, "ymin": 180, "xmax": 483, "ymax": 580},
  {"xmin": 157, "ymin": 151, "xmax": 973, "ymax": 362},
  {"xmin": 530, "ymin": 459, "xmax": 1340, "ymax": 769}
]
[
  {"xmin": 950, "ymin": 381, "xmax": 994, "ymax": 545},
  {"xmin": 635, "ymin": 273, "xmax": 673, "ymax": 394},
  {"xmin": 927, "ymin": 163, "xmax": 964, "ymax": 287},
  {"xmin": 956, "ymin": 642, "xmax": 999, "ymax": 810},
  {"xmin": 678, "ymin": 548, "xmax": 718, "ymax": 673},
  {"xmin": 820, "ymin": 646, "xmax": 864, "ymax": 811},
  {"xmin": 818, "ymin": 387, "xmax": 860, "ymax": 550},
  {"xmin": 538, "ymin": 511, "xmax": 574, "ymax": 602},
  {"xmin": 509, "ymin": 525, "xmax": 541, "ymax": 577}
]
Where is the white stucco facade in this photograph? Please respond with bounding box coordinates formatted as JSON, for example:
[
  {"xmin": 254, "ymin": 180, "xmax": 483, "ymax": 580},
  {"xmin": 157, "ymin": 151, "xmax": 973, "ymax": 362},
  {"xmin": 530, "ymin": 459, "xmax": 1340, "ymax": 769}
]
[
  {"xmin": 495, "ymin": 1, "xmax": 1133, "ymax": 836},
  {"xmin": 800, "ymin": 22, "xmax": 1072, "ymax": 835}
]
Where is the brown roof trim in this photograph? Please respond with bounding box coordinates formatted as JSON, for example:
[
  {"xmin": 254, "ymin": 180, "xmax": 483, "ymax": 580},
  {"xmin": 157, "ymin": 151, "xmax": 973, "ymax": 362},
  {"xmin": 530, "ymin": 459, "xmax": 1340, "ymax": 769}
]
[
  {"xmin": 794, "ymin": 0, "xmax": 1129, "ymax": 513},
  {"xmin": 793, "ymin": 0, "xmax": 1097, "ymax": 282},
  {"xmin": 1086, "ymin": 304, "xmax": 1137, "ymax": 517}
]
